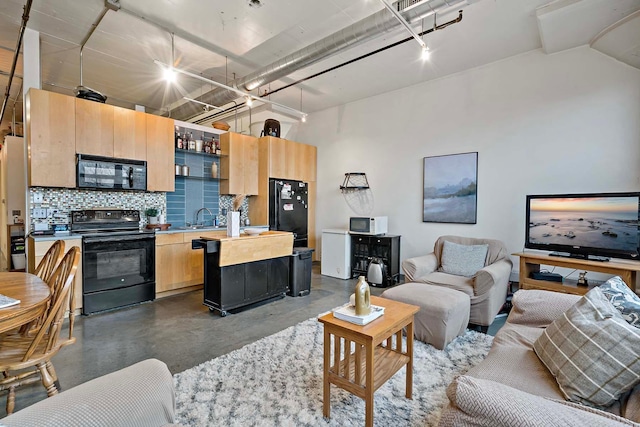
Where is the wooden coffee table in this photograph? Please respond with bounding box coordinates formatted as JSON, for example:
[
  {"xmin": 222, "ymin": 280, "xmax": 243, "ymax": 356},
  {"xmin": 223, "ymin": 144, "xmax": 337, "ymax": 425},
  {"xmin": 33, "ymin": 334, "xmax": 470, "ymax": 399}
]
[{"xmin": 318, "ymin": 295, "xmax": 419, "ymax": 427}]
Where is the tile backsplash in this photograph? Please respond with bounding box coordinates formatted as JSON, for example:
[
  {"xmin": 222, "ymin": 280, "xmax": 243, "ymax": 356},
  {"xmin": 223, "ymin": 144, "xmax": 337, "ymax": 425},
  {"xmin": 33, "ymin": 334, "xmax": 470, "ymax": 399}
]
[
  {"xmin": 29, "ymin": 188, "xmax": 166, "ymax": 230},
  {"xmin": 29, "ymin": 187, "xmax": 251, "ymax": 231}
]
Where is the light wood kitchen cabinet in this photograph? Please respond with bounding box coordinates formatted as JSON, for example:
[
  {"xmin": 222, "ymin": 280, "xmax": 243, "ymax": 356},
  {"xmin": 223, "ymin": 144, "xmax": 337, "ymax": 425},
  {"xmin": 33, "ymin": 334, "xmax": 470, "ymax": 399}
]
[
  {"xmin": 249, "ymin": 136, "xmax": 317, "ymax": 260},
  {"xmin": 146, "ymin": 114, "xmax": 174, "ymax": 192},
  {"xmin": 220, "ymin": 132, "xmax": 259, "ymax": 195},
  {"xmin": 155, "ymin": 231, "xmax": 226, "ymax": 294},
  {"xmin": 263, "ymin": 136, "xmax": 316, "ymax": 182},
  {"xmin": 297, "ymin": 143, "xmax": 317, "ymax": 182},
  {"xmin": 28, "ymin": 238, "xmax": 83, "ymax": 312},
  {"xmin": 26, "ymin": 88, "xmax": 76, "ymax": 188},
  {"xmin": 75, "ymin": 97, "xmax": 115, "ymax": 157},
  {"xmin": 156, "ymin": 234, "xmax": 202, "ymax": 294},
  {"xmin": 113, "ymin": 106, "xmax": 146, "ymax": 160},
  {"xmin": 265, "ymin": 136, "xmax": 290, "ymax": 180}
]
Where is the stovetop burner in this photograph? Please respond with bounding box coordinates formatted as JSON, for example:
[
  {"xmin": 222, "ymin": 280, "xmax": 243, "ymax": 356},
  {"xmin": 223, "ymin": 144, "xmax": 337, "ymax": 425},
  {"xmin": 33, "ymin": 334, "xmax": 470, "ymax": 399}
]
[
  {"xmin": 71, "ymin": 229, "xmax": 155, "ymax": 237},
  {"xmin": 70, "ymin": 209, "xmax": 150, "ymax": 236}
]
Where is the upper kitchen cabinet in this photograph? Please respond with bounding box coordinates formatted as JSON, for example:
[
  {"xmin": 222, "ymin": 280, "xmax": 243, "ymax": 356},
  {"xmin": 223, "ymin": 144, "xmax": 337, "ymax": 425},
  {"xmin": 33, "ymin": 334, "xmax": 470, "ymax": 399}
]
[
  {"xmin": 26, "ymin": 88, "xmax": 76, "ymax": 188},
  {"xmin": 220, "ymin": 132, "xmax": 258, "ymax": 195},
  {"xmin": 263, "ymin": 136, "xmax": 316, "ymax": 182},
  {"xmin": 75, "ymin": 97, "xmax": 114, "ymax": 157},
  {"xmin": 146, "ymin": 114, "xmax": 175, "ymax": 192},
  {"xmin": 296, "ymin": 142, "xmax": 317, "ymax": 183},
  {"xmin": 113, "ymin": 106, "xmax": 147, "ymax": 160}
]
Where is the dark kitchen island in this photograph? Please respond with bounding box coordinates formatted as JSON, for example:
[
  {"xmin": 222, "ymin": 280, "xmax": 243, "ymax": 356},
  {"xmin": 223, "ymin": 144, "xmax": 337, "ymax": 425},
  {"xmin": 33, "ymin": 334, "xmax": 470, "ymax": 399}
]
[{"xmin": 192, "ymin": 231, "xmax": 294, "ymax": 316}]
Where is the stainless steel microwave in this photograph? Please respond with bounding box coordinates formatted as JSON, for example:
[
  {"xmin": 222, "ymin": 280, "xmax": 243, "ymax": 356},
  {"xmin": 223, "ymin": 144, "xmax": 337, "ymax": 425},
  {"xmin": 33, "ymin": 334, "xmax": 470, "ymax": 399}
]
[
  {"xmin": 349, "ymin": 216, "xmax": 388, "ymax": 235},
  {"xmin": 77, "ymin": 154, "xmax": 147, "ymax": 191}
]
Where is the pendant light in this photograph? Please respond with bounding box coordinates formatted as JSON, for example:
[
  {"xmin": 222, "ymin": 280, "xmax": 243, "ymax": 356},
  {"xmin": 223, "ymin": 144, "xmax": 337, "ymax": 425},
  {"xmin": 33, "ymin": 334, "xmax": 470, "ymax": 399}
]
[
  {"xmin": 164, "ymin": 33, "xmax": 177, "ymax": 83},
  {"xmin": 300, "ymin": 88, "xmax": 307, "ymax": 123}
]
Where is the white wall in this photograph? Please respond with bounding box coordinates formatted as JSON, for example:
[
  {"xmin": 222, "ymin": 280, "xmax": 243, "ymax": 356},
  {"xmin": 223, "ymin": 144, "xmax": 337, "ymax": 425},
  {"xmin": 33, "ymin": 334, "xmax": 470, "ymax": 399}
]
[{"xmin": 294, "ymin": 46, "xmax": 640, "ymax": 274}]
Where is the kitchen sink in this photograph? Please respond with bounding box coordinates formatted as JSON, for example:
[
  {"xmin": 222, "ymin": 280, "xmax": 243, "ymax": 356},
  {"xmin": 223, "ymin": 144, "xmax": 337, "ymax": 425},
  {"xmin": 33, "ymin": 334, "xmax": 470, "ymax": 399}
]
[{"xmin": 177, "ymin": 225, "xmax": 223, "ymax": 230}]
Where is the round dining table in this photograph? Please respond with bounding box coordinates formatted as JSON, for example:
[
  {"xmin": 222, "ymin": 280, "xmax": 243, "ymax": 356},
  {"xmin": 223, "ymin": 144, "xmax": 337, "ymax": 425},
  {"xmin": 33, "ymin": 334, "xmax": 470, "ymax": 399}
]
[{"xmin": 0, "ymin": 272, "xmax": 51, "ymax": 334}]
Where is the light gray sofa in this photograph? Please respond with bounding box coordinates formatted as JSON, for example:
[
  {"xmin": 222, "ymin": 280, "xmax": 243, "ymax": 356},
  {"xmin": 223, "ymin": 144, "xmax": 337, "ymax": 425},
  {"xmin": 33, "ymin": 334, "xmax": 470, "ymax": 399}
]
[
  {"xmin": 439, "ymin": 289, "xmax": 640, "ymax": 426},
  {"xmin": 402, "ymin": 235, "xmax": 513, "ymax": 329},
  {"xmin": 1, "ymin": 358, "xmax": 179, "ymax": 427}
]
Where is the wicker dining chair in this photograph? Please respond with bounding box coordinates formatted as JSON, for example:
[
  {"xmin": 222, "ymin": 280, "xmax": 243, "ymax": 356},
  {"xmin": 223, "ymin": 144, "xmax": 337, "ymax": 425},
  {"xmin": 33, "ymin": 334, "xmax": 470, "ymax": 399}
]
[
  {"xmin": 0, "ymin": 246, "xmax": 79, "ymax": 414},
  {"xmin": 33, "ymin": 240, "xmax": 65, "ymax": 284}
]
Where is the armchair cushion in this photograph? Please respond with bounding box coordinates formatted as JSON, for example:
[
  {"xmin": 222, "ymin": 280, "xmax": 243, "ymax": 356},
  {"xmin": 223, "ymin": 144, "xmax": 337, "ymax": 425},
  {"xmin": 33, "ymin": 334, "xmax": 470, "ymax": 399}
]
[
  {"xmin": 440, "ymin": 240, "xmax": 488, "ymax": 277},
  {"xmin": 442, "ymin": 375, "xmax": 638, "ymax": 426},
  {"xmin": 507, "ymin": 289, "xmax": 580, "ymax": 328},
  {"xmin": 1, "ymin": 359, "xmax": 176, "ymax": 427},
  {"xmin": 402, "ymin": 253, "xmax": 438, "ymax": 282},
  {"xmin": 474, "ymin": 259, "xmax": 513, "ymax": 296},
  {"xmin": 533, "ymin": 287, "xmax": 640, "ymax": 408}
]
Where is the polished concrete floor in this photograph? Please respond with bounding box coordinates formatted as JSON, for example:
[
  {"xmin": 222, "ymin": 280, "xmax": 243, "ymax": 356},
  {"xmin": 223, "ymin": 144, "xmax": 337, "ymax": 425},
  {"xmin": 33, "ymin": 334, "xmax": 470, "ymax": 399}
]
[{"xmin": 2, "ymin": 264, "xmax": 507, "ymax": 416}]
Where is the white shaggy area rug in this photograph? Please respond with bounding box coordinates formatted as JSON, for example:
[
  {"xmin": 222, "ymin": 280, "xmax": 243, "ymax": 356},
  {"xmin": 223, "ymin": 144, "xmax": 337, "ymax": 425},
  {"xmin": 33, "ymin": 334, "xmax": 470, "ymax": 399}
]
[{"xmin": 174, "ymin": 318, "xmax": 493, "ymax": 426}]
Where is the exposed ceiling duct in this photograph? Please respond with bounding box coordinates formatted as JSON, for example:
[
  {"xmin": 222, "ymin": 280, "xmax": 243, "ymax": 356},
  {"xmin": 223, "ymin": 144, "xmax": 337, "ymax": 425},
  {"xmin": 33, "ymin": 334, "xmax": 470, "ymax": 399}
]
[
  {"xmin": 0, "ymin": 0, "xmax": 33, "ymax": 127},
  {"xmin": 176, "ymin": 0, "xmax": 469, "ymax": 120}
]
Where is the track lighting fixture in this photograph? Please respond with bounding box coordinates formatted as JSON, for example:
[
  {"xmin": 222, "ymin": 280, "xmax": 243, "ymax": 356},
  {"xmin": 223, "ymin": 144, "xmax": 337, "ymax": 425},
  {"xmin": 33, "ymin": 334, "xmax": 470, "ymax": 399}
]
[
  {"xmin": 421, "ymin": 46, "xmax": 430, "ymax": 60},
  {"xmin": 183, "ymin": 97, "xmax": 225, "ymax": 112},
  {"xmin": 164, "ymin": 33, "xmax": 177, "ymax": 83},
  {"xmin": 153, "ymin": 60, "xmax": 307, "ymax": 117},
  {"xmin": 245, "ymin": 96, "xmax": 253, "ymax": 107},
  {"xmin": 163, "ymin": 67, "xmax": 176, "ymax": 83}
]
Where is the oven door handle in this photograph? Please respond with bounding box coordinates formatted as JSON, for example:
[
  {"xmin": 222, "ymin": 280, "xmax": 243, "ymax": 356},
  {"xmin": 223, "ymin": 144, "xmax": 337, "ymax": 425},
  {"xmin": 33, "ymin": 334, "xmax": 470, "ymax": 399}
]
[{"xmin": 83, "ymin": 234, "xmax": 155, "ymax": 244}]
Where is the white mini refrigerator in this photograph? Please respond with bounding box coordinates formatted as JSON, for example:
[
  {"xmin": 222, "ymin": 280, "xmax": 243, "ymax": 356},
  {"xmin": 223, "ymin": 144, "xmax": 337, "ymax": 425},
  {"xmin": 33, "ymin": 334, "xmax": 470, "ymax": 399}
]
[{"xmin": 321, "ymin": 229, "xmax": 351, "ymax": 279}]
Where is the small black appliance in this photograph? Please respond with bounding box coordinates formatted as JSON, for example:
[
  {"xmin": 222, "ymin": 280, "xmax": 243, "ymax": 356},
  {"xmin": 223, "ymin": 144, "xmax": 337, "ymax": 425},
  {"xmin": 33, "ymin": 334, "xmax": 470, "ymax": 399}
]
[{"xmin": 263, "ymin": 119, "xmax": 281, "ymax": 137}]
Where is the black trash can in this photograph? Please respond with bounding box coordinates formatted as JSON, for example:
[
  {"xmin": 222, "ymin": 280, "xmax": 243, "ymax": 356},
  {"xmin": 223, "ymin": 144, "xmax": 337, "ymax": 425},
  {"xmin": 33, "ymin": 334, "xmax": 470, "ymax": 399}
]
[{"xmin": 289, "ymin": 247, "xmax": 314, "ymax": 297}]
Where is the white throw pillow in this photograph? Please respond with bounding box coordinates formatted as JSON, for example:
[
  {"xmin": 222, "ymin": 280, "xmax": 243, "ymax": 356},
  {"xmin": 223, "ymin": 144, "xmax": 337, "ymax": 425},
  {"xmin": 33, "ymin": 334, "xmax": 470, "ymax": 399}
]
[{"xmin": 440, "ymin": 240, "xmax": 488, "ymax": 277}]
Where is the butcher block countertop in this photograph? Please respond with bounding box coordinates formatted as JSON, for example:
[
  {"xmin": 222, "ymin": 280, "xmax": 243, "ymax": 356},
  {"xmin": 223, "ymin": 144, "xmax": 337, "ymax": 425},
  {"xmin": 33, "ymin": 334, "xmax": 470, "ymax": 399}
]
[{"xmin": 200, "ymin": 230, "xmax": 294, "ymax": 267}]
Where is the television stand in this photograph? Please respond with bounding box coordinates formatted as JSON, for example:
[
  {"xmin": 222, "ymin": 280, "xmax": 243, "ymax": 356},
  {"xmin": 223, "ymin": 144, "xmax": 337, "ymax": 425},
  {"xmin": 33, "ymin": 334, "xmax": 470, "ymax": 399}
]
[
  {"xmin": 549, "ymin": 252, "xmax": 610, "ymax": 262},
  {"xmin": 513, "ymin": 252, "xmax": 640, "ymax": 296}
]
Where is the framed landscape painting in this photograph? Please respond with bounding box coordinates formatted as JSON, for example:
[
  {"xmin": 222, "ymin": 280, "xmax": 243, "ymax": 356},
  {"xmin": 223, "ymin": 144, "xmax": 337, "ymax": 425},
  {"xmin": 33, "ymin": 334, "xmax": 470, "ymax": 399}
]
[{"xmin": 423, "ymin": 152, "xmax": 478, "ymax": 224}]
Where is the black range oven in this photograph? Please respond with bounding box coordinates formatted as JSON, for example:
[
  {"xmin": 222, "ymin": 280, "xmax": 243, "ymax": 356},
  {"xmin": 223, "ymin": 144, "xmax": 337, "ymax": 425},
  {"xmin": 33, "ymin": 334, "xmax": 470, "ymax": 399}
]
[{"xmin": 71, "ymin": 210, "xmax": 155, "ymax": 315}]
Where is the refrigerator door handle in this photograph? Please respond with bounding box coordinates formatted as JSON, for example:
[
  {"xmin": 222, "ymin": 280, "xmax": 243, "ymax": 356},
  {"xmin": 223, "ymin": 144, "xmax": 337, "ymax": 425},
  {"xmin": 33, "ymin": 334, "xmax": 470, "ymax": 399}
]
[{"xmin": 275, "ymin": 183, "xmax": 281, "ymax": 230}]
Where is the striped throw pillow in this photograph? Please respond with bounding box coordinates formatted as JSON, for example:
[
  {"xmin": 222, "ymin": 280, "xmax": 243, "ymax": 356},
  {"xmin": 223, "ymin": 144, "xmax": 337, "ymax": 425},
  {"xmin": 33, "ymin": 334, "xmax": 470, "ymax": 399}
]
[{"xmin": 533, "ymin": 287, "xmax": 640, "ymax": 407}]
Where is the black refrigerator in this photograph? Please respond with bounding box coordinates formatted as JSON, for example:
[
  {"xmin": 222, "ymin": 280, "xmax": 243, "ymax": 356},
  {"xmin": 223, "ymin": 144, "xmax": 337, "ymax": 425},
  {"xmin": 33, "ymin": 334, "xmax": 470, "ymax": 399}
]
[{"xmin": 269, "ymin": 179, "xmax": 308, "ymax": 247}]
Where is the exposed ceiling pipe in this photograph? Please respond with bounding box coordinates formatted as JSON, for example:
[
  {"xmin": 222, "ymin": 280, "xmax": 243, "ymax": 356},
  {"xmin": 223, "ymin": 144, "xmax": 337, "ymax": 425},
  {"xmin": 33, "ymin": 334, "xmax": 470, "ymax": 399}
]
[
  {"xmin": 0, "ymin": 0, "xmax": 33, "ymax": 127},
  {"xmin": 77, "ymin": 0, "xmax": 120, "ymax": 92},
  {"xmin": 193, "ymin": 10, "xmax": 463, "ymax": 125},
  {"xmin": 196, "ymin": 0, "xmax": 467, "ymax": 113}
]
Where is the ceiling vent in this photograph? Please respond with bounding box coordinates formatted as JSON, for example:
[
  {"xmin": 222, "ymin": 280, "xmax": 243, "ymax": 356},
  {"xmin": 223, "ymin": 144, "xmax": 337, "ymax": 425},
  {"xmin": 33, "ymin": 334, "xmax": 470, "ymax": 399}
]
[
  {"xmin": 248, "ymin": 0, "xmax": 263, "ymax": 8},
  {"xmin": 396, "ymin": 0, "xmax": 424, "ymax": 11}
]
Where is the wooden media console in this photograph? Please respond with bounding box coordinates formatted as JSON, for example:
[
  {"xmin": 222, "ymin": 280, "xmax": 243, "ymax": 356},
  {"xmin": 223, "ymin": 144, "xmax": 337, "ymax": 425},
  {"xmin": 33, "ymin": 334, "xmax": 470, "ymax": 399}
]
[{"xmin": 513, "ymin": 252, "xmax": 640, "ymax": 295}]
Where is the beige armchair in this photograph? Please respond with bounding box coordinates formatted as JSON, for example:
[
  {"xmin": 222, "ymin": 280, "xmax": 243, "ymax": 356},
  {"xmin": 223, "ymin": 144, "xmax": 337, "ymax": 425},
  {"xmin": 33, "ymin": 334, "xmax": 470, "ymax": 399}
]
[{"xmin": 402, "ymin": 235, "xmax": 513, "ymax": 331}]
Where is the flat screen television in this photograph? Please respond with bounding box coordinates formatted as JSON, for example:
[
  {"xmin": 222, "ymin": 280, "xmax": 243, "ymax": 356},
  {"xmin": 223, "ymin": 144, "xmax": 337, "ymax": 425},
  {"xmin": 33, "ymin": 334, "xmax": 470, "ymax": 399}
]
[{"xmin": 525, "ymin": 192, "xmax": 640, "ymax": 261}]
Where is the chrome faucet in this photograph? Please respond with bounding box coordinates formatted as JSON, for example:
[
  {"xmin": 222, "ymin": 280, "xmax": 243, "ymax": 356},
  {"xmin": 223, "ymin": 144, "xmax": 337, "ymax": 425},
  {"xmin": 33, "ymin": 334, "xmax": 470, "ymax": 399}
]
[{"xmin": 194, "ymin": 208, "xmax": 214, "ymax": 226}]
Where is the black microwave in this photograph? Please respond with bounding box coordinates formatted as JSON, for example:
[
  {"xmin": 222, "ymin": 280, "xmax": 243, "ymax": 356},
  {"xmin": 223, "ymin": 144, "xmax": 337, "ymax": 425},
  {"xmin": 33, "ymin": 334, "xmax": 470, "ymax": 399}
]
[{"xmin": 77, "ymin": 154, "xmax": 147, "ymax": 191}]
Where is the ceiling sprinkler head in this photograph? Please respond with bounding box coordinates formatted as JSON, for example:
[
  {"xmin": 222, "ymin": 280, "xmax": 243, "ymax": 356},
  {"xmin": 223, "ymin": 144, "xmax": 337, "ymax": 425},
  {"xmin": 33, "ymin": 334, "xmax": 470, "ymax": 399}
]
[{"xmin": 248, "ymin": 0, "xmax": 262, "ymax": 8}]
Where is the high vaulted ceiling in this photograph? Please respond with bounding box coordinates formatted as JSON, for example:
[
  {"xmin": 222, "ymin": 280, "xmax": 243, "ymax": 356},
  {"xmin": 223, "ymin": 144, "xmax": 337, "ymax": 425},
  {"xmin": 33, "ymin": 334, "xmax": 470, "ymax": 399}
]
[{"xmin": 1, "ymin": 0, "xmax": 639, "ymax": 134}]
